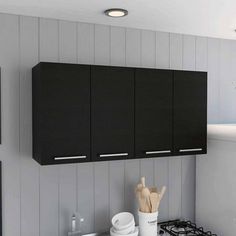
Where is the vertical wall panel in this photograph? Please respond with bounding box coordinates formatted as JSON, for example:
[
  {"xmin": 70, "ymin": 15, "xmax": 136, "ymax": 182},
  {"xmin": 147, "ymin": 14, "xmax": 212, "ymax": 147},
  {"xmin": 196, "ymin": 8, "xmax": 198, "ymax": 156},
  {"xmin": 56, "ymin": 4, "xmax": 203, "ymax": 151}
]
[
  {"xmin": 170, "ymin": 33, "xmax": 183, "ymax": 69},
  {"xmin": 183, "ymin": 35, "xmax": 196, "ymax": 70},
  {"xmin": 141, "ymin": 30, "xmax": 156, "ymax": 68},
  {"xmin": 126, "ymin": 28, "xmax": 141, "ymax": 67},
  {"xmin": 19, "ymin": 16, "xmax": 40, "ymax": 236},
  {"xmin": 110, "ymin": 27, "xmax": 126, "ymax": 66},
  {"xmin": 39, "ymin": 18, "xmax": 59, "ymax": 62},
  {"xmin": 169, "ymin": 32, "xmax": 183, "ymax": 220},
  {"xmin": 156, "ymin": 32, "xmax": 170, "ymax": 69},
  {"xmin": 77, "ymin": 23, "xmax": 95, "ymax": 64},
  {"xmin": 94, "ymin": 23, "xmax": 110, "ymax": 232},
  {"xmin": 140, "ymin": 28, "xmax": 156, "ymax": 188},
  {"xmin": 219, "ymin": 40, "xmax": 233, "ymax": 122},
  {"xmin": 58, "ymin": 20, "xmax": 77, "ymax": 236},
  {"xmin": 124, "ymin": 160, "xmax": 140, "ymax": 223},
  {"xmin": 140, "ymin": 159, "xmax": 154, "ymax": 186},
  {"xmin": 181, "ymin": 157, "xmax": 196, "ymax": 221},
  {"xmin": 230, "ymin": 41, "xmax": 236, "ymax": 119},
  {"xmin": 182, "ymin": 34, "xmax": 196, "ymax": 221},
  {"xmin": 154, "ymin": 32, "xmax": 170, "ymax": 221},
  {"xmin": 168, "ymin": 157, "xmax": 182, "ymax": 219},
  {"xmin": 125, "ymin": 27, "xmax": 141, "ymax": 223},
  {"xmin": 77, "ymin": 21, "xmax": 95, "ymax": 234},
  {"xmin": 109, "ymin": 27, "xmax": 126, "ymax": 219},
  {"xmin": 196, "ymin": 37, "xmax": 208, "ymax": 71},
  {"xmin": 77, "ymin": 163, "xmax": 94, "ymax": 233},
  {"xmin": 109, "ymin": 161, "xmax": 125, "ymax": 218},
  {"xmin": 154, "ymin": 158, "xmax": 169, "ymax": 221},
  {"xmin": 39, "ymin": 18, "xmax": 59, "ymax": 236},
  {"xmin": 59, "ymin": 20, "xmax": 77, "ymax": 63},
  {"xmin": 208, "ymin": 38, "xmax": 220, "ymax": 123},
  {"xmin": 94, "ymin": 25, "xmax": 110, "ymax": 65},
  {"xmin": 0, "ymin": 13, "xmax": 20, "ymax": 236},
  {"xmin": 59, "ymin": 166, "xmax": 77, "ymax": 236},
  {"xmin": 94, "ymin": 163, "xmax": 109, "ymax": 231}
]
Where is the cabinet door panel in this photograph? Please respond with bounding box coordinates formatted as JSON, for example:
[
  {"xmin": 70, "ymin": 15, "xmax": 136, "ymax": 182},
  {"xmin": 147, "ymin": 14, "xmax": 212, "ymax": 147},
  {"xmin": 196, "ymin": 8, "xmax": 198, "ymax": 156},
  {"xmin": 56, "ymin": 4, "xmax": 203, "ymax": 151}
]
[
  {"xmin": 33, "ymin": 63, "xmax": 90, "ymax": 164},
  {"xmin": 173, "ymin": 71, "xmax": 207, "ymax": 155},
  {"xmin": 135, "ymin": 69, "xmax": 173, "ymax": 158},
  {"xmin": 91, "ymin": 66, "xmax": 134, "ymax": 161}
]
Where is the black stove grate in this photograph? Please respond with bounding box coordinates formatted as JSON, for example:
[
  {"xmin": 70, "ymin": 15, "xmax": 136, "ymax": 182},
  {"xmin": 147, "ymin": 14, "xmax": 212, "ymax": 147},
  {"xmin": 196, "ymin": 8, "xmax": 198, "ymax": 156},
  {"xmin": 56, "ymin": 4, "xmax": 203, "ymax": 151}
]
[{"xmin": 159, "ymin": 220, "xmax": 217, "ymax": 236}]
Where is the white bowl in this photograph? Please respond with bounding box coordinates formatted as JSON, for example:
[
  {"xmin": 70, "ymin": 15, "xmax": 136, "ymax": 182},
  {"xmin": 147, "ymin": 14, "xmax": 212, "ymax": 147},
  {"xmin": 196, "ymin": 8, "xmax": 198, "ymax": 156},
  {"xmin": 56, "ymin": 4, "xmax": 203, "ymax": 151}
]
[
  {"xmin": 112, "ymin": 223, "xmax": 135, "ymax": 235},
  {"xmin": 110, "ymin": 226, "xmax": 139, "ymax": 236},
  {"xmin": 127, "ymin": 226, "xmax": 139, "ymax": 236},
  {"xmin": 112, "ymin": 212, "xmax": 135, "ymax": 231}
]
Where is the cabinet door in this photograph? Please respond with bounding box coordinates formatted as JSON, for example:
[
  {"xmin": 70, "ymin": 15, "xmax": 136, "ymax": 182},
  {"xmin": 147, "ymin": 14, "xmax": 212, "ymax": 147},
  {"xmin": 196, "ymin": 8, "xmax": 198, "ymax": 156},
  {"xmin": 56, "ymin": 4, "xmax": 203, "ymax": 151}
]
[
  {"xmin": 91, "ymin": 66, "xmax": 134, "ymax": 161},
  {"xmin": 33, "ymin": 63, "xmax": 90, "ymax": 165},
  {"xmin": 135, "ymin": 69, "xmax": 173, "ymax": 158},
  {"xmin": 173, "ymin": 71, "xmax": 207, "ymax": 155}
]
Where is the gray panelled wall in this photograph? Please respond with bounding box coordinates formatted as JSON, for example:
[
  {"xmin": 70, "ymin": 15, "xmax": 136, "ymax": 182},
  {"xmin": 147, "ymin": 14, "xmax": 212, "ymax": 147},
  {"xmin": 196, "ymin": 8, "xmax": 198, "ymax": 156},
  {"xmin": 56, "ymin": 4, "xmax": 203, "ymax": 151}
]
[{"xmin": 0, "ymin": 12, "xmax": 235, "ymax": 236}]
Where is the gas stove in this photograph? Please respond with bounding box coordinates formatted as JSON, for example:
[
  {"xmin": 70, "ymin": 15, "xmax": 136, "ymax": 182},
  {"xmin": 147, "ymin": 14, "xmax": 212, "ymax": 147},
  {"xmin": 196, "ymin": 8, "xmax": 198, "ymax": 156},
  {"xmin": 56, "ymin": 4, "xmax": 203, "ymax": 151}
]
[{"xmin": 158, "ymin": 220, "xmax": 216, "ymax": 236}]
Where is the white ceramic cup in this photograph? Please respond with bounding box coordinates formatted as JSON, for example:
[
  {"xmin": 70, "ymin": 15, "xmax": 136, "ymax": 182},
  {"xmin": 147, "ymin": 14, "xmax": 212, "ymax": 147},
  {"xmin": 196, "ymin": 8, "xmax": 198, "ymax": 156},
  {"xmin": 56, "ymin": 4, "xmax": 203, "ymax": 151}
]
[{"xmin": 138, "ymin": 211, "xmax": 158, "ymax": 236}]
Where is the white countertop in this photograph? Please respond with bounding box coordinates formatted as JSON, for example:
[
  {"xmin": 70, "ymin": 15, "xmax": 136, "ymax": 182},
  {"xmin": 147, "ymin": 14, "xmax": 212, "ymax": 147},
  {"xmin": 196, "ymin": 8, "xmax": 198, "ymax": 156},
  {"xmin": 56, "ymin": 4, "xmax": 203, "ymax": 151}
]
[{"xmin": 208, "ymin": 124, "xmax": 236, "ymax": 142}]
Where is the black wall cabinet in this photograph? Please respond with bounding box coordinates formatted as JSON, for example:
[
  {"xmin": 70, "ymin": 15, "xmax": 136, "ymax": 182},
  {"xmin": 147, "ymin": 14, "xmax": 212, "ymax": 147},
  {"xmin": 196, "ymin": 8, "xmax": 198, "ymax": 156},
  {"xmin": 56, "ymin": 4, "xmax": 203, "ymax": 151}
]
[
  {"xmin": 91, "ymin": 66, "xmax": 134, "ymax": 161},
  {"xmin": 32, "ymin": 62, "xmax": 207, "ymax": 165},
  {"xmin": 33, "ymin": 63, "xmax": 91, "ymax": 165},
  {"xmin": 173, "ymin": 71, "xmax": 207, "ymax": 155},
  {"xmin": 135, "ymin": 69, "xmax": 173, "ymax": 158}
]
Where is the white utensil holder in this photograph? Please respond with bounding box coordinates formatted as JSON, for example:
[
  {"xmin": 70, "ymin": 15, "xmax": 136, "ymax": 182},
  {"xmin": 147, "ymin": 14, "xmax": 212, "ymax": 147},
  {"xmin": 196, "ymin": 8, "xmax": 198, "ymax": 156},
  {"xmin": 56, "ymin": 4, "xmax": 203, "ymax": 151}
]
[{"xmin": 138, "ymin": 211, "xmax": 158, "ymax": 236}]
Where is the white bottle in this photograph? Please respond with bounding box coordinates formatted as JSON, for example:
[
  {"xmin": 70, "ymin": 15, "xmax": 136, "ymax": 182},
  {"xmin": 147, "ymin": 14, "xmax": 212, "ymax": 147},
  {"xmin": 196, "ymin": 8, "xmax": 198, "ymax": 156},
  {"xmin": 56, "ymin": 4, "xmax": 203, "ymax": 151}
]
[{"xmin": 71, "ymin": 214, "xmax": 76, "ymax": 232}]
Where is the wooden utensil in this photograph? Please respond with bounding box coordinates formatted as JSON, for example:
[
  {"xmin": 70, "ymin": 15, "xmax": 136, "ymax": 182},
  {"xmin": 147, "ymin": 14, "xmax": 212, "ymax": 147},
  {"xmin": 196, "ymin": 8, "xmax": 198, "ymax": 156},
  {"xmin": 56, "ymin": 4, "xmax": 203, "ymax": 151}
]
[
  {"xmin": 141, "ymin": 177, "xmax": 145, "ymax": 187},
  {"xmin": 150, "ymin": 192, "xmax": 158, "ymax": 212},
  {"xmin": 159, "ymin": 186, "xmax": 166, "ymax": 200},
  {"xmin": 141, "ymin": 179, "xmax": 151, "ymax": 213},
  {"xmin": 136, "ymin": 183, "xmax": 145, "ymax": 211},
  {"xmin": 156, "ymin": 186, "xmax": 167, "ymax": 210},
  {"xmin": 149, "ymin": 187, "xmax": 157, "ymax": 193}
]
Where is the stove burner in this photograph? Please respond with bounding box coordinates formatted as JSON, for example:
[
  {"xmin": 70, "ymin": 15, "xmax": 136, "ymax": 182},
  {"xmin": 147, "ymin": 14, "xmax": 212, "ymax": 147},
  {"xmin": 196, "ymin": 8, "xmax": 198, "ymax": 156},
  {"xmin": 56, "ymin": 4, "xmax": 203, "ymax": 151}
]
[{"xmin": 159, "ymin": 220, "xmax": 217, "ymax": 236}]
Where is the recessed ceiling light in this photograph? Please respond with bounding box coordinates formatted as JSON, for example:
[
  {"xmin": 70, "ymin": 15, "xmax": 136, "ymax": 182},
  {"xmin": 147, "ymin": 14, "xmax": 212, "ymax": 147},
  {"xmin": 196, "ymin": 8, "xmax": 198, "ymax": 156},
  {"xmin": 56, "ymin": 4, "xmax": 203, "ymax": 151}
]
[{"xmin": 104, "ymin": 8, "xmax": 128, "ymax": 18}]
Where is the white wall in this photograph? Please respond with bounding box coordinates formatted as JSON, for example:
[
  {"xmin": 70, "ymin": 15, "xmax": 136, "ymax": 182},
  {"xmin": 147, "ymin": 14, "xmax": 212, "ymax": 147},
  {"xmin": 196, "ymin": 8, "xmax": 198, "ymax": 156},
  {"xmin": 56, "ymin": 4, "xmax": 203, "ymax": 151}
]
[
  {"xmin": 0, "ymin": 11, "xmax": 234, "ymax": 236},
  {"xmin": 196, "ymin": 137, "xmax": 236, "ymax": 236}
]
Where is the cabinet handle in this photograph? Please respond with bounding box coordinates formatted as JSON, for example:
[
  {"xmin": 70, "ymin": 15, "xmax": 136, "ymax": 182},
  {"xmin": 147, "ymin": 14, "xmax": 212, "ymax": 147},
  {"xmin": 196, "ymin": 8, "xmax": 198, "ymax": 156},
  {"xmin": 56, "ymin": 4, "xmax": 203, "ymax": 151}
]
[
  {"xmin": 179, "ymin": 148, "xmax": 203, "ymax": 153},
  {"xmin": 54, "ymin": 155, "xmax": 87, "ymax": 160},
  {"xmin": 99, "ymin": 153, "xmax": 128, "ymax": 158},
  {"xmin": 145, "ymin": 150, "xmax": 171, "ymax": 155}
]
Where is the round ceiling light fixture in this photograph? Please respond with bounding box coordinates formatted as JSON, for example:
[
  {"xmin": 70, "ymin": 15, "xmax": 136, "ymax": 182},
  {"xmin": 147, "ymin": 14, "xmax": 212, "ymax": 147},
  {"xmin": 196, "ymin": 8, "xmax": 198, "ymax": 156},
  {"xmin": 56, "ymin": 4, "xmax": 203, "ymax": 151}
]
[{"xmin": 104, "ymin": 8, "xmax": 128, "ymax": 18}]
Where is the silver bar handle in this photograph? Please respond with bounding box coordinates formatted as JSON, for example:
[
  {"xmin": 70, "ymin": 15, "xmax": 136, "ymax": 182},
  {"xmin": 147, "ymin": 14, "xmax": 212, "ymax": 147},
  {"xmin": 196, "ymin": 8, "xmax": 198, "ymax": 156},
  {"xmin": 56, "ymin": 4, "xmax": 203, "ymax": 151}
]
[
  {"xmin": 54, "ymin": 155, "xmax": 87, "ymax": 160},
  {"xmin": 179, "ymin": 148, "xmax": 203, "ymax": 153},
  {"xmin": 145, "ymin": 150, "xmax": 171, "ymax": 155},
  {"xmin": 99, "ymin": 153, "xmax": 128, "ymax": 158}
]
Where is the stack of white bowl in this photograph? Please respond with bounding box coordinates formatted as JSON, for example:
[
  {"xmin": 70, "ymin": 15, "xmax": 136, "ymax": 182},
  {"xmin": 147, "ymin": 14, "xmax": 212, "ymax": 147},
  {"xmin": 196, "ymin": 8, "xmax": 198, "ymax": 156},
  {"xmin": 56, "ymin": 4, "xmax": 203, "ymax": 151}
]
[{"xmin": 110, "ymin": 212, "xmax": 138, "ymax": 236}]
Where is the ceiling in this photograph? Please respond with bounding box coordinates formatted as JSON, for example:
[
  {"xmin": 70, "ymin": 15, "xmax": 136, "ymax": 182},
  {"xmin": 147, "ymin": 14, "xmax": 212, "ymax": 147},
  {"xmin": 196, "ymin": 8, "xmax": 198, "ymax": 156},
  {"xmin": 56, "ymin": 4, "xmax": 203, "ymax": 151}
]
[{"xmin": 0, "ymin": 0, "xmax": 236, "ymax": 39}]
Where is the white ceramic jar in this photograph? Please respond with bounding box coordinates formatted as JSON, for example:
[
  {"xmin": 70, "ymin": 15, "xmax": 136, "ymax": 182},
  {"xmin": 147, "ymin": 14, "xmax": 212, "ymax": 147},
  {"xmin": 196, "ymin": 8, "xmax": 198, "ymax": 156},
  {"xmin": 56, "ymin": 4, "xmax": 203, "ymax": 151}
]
[{"xmin": 138, "ymin": 211, "xmax": 158, "ymax": 236}]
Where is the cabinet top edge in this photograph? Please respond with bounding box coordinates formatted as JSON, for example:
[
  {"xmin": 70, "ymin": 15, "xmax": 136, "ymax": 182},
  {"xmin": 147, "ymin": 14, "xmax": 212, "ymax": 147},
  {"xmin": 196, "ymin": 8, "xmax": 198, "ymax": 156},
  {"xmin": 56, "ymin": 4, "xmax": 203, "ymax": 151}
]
[{"xmin": 32, "ymin": 62, "xmax": 207, "ymax": 74}]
